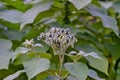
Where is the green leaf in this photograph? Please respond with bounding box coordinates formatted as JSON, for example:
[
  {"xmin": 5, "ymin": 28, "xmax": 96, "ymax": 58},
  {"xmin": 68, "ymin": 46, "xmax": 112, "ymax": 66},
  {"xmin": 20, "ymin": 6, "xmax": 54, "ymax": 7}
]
[
  {"xmin": 3, "ymin": 70, "xmax": 25, "ymax": 80},
  {"xmin": 13, "ymin": 54, "xmax": 31, "ymax": 65},
  {"xmin": 88, "ymin": 69, "xmax": 105, "ymax": 80},
  {"xmin": 36, "ymin": 71, "xmax": 49, "ymax": 80},
  {"xmin": 67, "ymin": 76, "xmax": 78, "ymax": 80},
  {"xmin": 3, "ymin": 30, "xmax": 24, "ymax": 41},
  {"xmin": 14, "ymin": 47, "xmax": 31, "ymax": 54},
  {"xmin": 113, "ymin": 1, "xmax": 120, "ymax": 13},
  {"xmin": 0, "ymin": 10, "xmax": 23, "ymax": 23},
  {"xmin": 85, "ymin": 53, "xmax": 108, "ymax": 75},
  {"xmin": 0, "ymin": 21, "xmax": 20, "ymax": 30},
  {"xmin": 91, "ymin": 0, "xmax": 100, "ymax": 6},
  {"xmin": 0, "ymin": 51, "xmax": 12, "ymax": 69},
  {"xmin": 83, "ymin": 52, "xmax": 103, "ymax": 60},
  {"xmin": 39, "ymin": 52, "xmax": 52, "ymax": 60},
  {"xmin": 0, "ymin": 39, "xmax": 12, "ymax": 51},
  {"xmin": 20, "ymin": 1, "xmax": 53, "ymax": 30},
  {"xmin": 1, "ymin": 0, "xmax": 26, "ymax": 11},
  {"xmin": 23, "ymin": 58, "xmax": 50, "ymax": 80},
  {"xmin": 116, "ymin": 62, "xmax": 120, "ymax": 80},
  {"xmin": 86, "ymin": 4, "xmax": 119, "ymax": 37},
  {"xmin": 69, "ymin": 0, "xmax": 92, "ymax": 10},
  {"xmin": 64, "ymin": 62, "xmax": 88, "ymax": 80},
  {"xmin": 104, "ymin": 39, "xmax": 120, "ymax": 60},
  {"xmin": 11, "ymin": 47, "xmax": 31, "ymax": 63},
  {"xmin": 0, "ymin": 39, "xmax": 12, "ymax": 69},
  {"xmin": 100, "ymin": 1, "xmax": 113, "ymax": 9},
  {"xmin": 36, "ymin": 69, "xmax": 68, "ymax": 80},
  {"xmin": 75, "ymin": 39, "xmax": 101, "ymax": 54}
]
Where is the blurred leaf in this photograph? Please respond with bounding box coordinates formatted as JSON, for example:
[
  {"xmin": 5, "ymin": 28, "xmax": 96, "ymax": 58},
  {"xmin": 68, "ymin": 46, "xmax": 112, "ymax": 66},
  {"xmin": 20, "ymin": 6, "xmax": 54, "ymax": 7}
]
[
  {"xmin": 99, "ymin": 1, "xmax": 113, "ymax": 9},
  {"xmin": 113, "ymin": 1, "xmax": 120, "ymax": 13},
  {"xmin": 67, "ymin": 75, "xmax": 78, "ymax": 80},
  {"xmin": 105, "ymin": 43, "xmax": 120, "ymax": 59},
  {"xmin": 0, "ymin": 39, "xmax": 12, "ymax": 51},
  {"xmin": 91, "ymin": 0, "xmax": 100, "ymax": 6},
  {"xmin": 42, "ymin": 76, "xmax": 60, "ymax": 80},
  {"xmin": 20, "ymin": 1, "xmax": 53, "ymax": 30},
  {"xmin": 0, "ymin": 39, "xmax": 12, "ymax": 69},
  {"xmin": 75, "ymin": 39, "xmax": 101, "ymax": 54},
  {"xmin": 23, "ymin": 26, "xmax": 45, "ymax": 39},
  {"xmin": 0, "ymin": 51, "xmax": 12, "ymax": 70},
  {"xmin": 104, "ymin": 36, "xmax": 120, "ymax": 59},
  {"xmin": 3, "ymin": 30, "xmax": 24, "ymax": 41},
  {"xmin": 23, "ymin": 58, "xmax": 50, "ymax": 80},
  {"xmin": 86, "ymin": 4, "xmax": 119, "ymax": 37},
  {"xmin": 76, "ymin": 32, "xmax": 105, "ymax": 53},
  {"xmin": 3, "ymin": 70, "xmax": 25, "ymax": 80},
  {"xmin": 116, "ymin": 62, "xmax": 120, "ymax": 80},
  {"xmin": 0, "ymin": 69, "xmax": 17, "ymax": 79},
  {"xmin": 1, "ymin": 0, "xmax": 26, "ymax": 11},
  {"xmin": 0, "ymin": 2, "xmax": 5, "ymax": 9},
  {"xmin": 13, "ymin": 72, "xmax": 28, "ymax": 80},
  {"xmin": 88, "ymin": 69, "xmax": 105, "ymax": 80},
  {"xmin": 64, "ymin": 62, "xmax": 88, "ymax": 80},
  {"xmin": 69, "ymin": 0, "xmax": 92, "ymax": 10},
  {"xmin": 0, "ymin": 10, "xmax": 23, "ymax": 23},
  {"xmin": 0, "ymin": 21, "xmax": 20, "ymax": 30},
  {"xmin": 85, "ymin": 54, "xmax": 108, "ymax": 75},
  {"xmin": 34, "ymin": 10, "xmax": 55, "ymax": 24}
]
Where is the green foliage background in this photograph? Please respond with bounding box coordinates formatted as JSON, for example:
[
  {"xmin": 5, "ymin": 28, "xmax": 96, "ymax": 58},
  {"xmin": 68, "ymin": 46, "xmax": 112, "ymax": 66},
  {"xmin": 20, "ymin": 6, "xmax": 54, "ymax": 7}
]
[{"xmin": 0, "ymin": 0, "xmax": 120, "ymax": 80}]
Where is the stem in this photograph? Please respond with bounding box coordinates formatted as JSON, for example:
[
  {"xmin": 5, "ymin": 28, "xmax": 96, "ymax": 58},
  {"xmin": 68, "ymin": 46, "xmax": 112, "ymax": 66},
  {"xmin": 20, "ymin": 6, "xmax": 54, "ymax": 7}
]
[
  {"xmin": 59, "ymin": 53, "xmax": 64, "ymax": 80},
  {"xmin": 74, "ymin": 55, "xmax": 82, "ymax": 62}
]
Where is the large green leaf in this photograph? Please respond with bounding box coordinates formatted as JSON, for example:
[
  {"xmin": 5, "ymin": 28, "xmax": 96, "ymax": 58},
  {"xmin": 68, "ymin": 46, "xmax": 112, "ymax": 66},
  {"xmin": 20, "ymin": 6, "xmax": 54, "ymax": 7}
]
[
  {"xmin": 0, "ymin": 10, "xmax": 23, "ymax": 23},
  {"xmin": 69, "ymin": 0, "xmax": 91, "ymax": 10},
  {"xmin": 0, "ymin": 39, "xmax": 12, "ymax": 69},
  {"xmin": 23, "ymin": 58, "xmax": 50, "ymax": 80},
  {"xmin": 64, "ymin": 62, "xmax": 88, "ymax": 80},
  {"xmin": 20, "ymin": 1, "xmax": 53, "ymax": 30},
  {"xmin": 86, "ymin": 4, "xmax": 119, "ymax": 37},
  {"xmin": 85, "ymin": 53, "xmax": 108, "ymax": 75}
]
